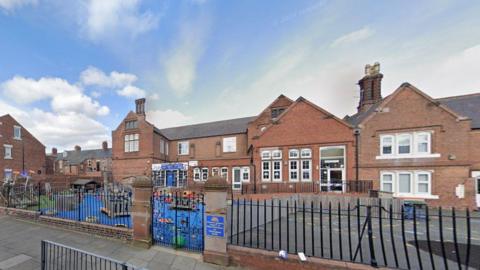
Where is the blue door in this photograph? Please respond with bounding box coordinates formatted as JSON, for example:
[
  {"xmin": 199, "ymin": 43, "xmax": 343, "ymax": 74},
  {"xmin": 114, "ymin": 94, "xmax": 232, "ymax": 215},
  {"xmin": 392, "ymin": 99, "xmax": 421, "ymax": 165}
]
[{"xmin": 166, "ymin": 171, "xmax": 175, "ymax": 187}]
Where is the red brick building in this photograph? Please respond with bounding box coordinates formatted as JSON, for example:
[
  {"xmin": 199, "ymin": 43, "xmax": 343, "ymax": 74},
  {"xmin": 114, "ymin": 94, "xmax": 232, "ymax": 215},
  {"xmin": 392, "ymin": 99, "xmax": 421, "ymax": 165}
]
[
  {"xmin": 0, "ymin": 114, "xmax": 46, "ymax": 182},
  {"xmin": 112, "ymin": 96, "xmax": 357, "ymax": 192},
  {"xmin": 345, "ymin": 63, "xmax": 480, "ymax": 208}
]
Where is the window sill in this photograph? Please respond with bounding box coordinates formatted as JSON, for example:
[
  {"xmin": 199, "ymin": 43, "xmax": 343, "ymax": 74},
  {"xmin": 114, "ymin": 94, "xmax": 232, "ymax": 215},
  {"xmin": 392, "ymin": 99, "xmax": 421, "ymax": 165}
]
[
  {"xmin": 376, "ymin": 153, "xmax": 441, "ymax": 160},
  {"xmin": 4, "ymin": 157, "xmax": 12, "ymax": 160},
  {"xmin": 394, "ymin": 194, "xmax": 439, "ymax": 199}
]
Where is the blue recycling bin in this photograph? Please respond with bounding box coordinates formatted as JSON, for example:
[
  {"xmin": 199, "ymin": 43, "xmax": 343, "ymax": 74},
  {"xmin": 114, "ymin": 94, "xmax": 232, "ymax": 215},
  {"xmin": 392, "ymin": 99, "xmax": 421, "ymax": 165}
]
[{"xmin": 403, "ymin": 201, "xmax": 427, "ymax": 220}]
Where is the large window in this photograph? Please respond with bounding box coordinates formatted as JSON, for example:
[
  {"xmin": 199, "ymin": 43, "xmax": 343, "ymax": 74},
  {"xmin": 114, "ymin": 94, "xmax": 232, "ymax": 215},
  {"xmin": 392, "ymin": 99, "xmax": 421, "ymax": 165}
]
[
  {"xmin": 261, "ymin": 149, "xmax": 283, "ymax": 182},
  {"xmin": 125, "ymin": 120, "xmax": 138, "ymax": 129},
  {"xmin": 124, "ymin": 134, "xmax": 139, "ymax": 152},
  {"xmin": 262, "ymin": 161, "xmax": 271, "ymax": 181},
  {"xmin": 13, "ymin": 126, "xmax": 21, "ymax": 140},
  {"xmin": 201, "ymin": 168, "xmax": 209, "ymax": 181},
  {"xmin": 272, "ymin": 161, "xmax": 282, "ymax": 181},
  {"xmin": 289, "ymin": 160, "xmax": 299, "ymax": 182},
  {"xmin": 378, "ymin": 132, "xmax": 437, "ymax": 159},
  {"xmin": 301, "ymin": 160, "xmax": 312, "ymax": 181},
  {"xmin": 4, "ymin": 145, "xmax": 12, "ymax": 159},
  {"xmin": 380, "ymin": 171, "xmax": 433, "ymax": 197},
  {"xmin": 178, "ymin": 141, "xmax": 189, "ymax": 155},
  {"xmin": 288, "ymin": 148, "xmax": 312, "ymax": 182},
  {"xmin": 223, "ymin": 137, "xmax": 237, "ymax": 152}
]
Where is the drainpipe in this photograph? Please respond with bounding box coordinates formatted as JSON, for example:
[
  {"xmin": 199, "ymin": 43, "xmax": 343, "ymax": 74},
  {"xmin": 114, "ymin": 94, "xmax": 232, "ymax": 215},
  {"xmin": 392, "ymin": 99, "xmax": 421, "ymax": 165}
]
[{"xmin": 354, "ymin": 128, "xmax": 361, "ymax": 182}]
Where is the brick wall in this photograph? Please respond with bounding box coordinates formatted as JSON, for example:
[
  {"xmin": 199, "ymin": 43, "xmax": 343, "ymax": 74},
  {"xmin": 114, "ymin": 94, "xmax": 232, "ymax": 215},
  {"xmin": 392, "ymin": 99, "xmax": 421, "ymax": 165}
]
[
  {"xmin": 0, "ymin": 207, "xmax": 132, "ymax": 241},
  {"xmin": 358, "ymin": 86, "xmax": 477, "ymax": 208},
  {"xmin": 0, "ymin": 114, "xmax": 46, "ymax": 182}
]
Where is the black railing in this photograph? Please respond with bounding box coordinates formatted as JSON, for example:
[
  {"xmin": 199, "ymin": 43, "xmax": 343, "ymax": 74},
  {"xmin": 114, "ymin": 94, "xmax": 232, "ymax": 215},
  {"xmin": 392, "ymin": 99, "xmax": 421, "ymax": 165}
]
[
  {"xmin": 228, "ymin": 197, "xmax": 478, "ymax": 269},
  {"xmin": 240, "ymin": 180, "xmax": 373, "ymax": 194},
  {"xmin": 2, "ymin": 183, "xmax": 132, "ymax": 228},
  {"xmin": 41, "ymin": 240, "xmax": 138, "ymax": 269}
]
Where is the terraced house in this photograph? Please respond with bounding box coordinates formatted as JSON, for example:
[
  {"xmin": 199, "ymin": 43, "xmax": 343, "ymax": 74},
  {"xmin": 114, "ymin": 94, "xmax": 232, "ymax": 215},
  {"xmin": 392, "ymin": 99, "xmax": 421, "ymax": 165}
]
[
  {"xmin": 0, "ymin": 114, "xmax": 46, "ymax": 182},
  {"xmin": 345, "ymin": 63, "xmax": 480, "ymax": 208}
]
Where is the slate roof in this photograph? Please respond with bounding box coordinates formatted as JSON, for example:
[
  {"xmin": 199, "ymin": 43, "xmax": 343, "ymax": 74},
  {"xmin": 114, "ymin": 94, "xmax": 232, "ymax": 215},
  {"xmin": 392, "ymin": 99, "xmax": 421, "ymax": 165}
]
[
  {"xmin": 437, "ymin": 93, "xmax": 480, "ymax": 129},
  {"xmin": 57, "ymin": 148, "xmax": 112, "ymax": 165},
  {"xmin": 157, "ymin": 116, "xmax": 256, "ymax": 140},
  {"xmin": 345, "ymin": 92, "xmax": 480, "ymax": 129}
]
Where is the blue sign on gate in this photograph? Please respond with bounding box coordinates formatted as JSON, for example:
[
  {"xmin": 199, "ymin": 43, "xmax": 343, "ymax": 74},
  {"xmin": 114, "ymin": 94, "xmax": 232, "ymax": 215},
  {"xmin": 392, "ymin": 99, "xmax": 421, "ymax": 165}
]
[{"xmin": 206, "ymin": 215, "xmax": 225, "ymax": 238}]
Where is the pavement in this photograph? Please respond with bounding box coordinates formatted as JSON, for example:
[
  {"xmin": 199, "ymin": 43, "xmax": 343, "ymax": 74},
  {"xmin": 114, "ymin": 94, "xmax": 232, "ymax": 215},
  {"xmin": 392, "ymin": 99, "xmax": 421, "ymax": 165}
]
[{"xmin": 0, "ymin": 215, "xmax": 244, "ymax": 270}]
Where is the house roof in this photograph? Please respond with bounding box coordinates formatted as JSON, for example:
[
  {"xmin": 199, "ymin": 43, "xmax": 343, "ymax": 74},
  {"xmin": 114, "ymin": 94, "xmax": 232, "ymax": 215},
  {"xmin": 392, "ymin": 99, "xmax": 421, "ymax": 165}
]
[
  {"xmin": 57, "ymin": 148, "xmax": 112, "ymax": 165},
  {"xmin": 437, "ymin": 93, "xmax": 480, "ymax": 129},
  {"xmin": 345, "ymin": 83, "xmax": 480, "ymax": 129},
  {"xmin": 157, "ymin": 116, "xmax": 256, "ymax": 140}
]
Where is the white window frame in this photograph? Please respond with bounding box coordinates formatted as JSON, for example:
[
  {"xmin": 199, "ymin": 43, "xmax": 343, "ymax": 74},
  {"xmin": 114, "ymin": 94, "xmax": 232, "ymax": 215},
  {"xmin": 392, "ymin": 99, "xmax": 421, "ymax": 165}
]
[
  {"xmin": 261, "ymin": 151, "xmax": 271, "ymax": 160},
  {"xmin": 415, "ymin": 171, "xmax": 431, "ymax": 195},
  {"xmin": 241, "ymin": 167, "xmax": 250, "ymax": 182},
  {"xmin": 261, "ymin": 161, "xmax": 271, "ymax": 181},
  {"xmin": 272, "ymin": 160, "xmax": 282, "ymax": 182},
  {"xmin": 272, "ymin": 150, "xmax": 282, "ymax": 159},
  {"xmin": 4, "ymin": 144, "xmax": 12, "ymax": 159},
  {"xmin": 193, "ymin": 168, "xmax": 201, "ymax": 181},
  {"xmin": 160, "ymin": 139, "xmax": 165, "ymax": 154},
  {"xmin": 201, "ymin": 168, "xmax": 209, "ymax": 181},
  {"xmin": 397, "ymin": 172, "xmax": 413, "ymax": 195},
  {"xmin": 220, "ymin": 167, "xmax": 228, "ymax": 181},
  {"xmin": 13, "ymin": 125, "xmax": 21, "ymax": 140},
  {"xmin": 380, "ymin": 172, "xmax": 394, "ymax": 193},
  {"xmin": 222, "ymin": 137, "xmax": 237, "ymax": 153},
  {"xmin": 289, "ymin": 149, "xmax": 299, "ymax": 159},
  {"xmin": 124, "ymin": 134, "xmax": 139, "ymax": 152},
  {"xmin": 301, "ymin": 159, "xmax": 312, "ymax": 182},
  {"xmin": 289, "ymin": 160, "xmax": 299, "ymax": 182},
  {"xmin": 380, "ymin": 135, "xmax": 395, "ymax": 156},
  {"xmin": 300, "ymin": 148, "xmax": 312, "ymax": 159},
  {"xmin": 416, "ymin": 132, "xmax": 431, "ymax": 154},
  {"xmin": 178, "ymin": 141, "xmax": 189, "ymax": 156},
  {"xmin": 397, "ymin": 134, "xmax": 412, "ymax": 155},
  {"xmin": 165, "ymin": 143, "xmax": 169, "ymax": 155},
  {"xmin": 212, "ymin": 167, "xmax": 219, "ymax": 176}
]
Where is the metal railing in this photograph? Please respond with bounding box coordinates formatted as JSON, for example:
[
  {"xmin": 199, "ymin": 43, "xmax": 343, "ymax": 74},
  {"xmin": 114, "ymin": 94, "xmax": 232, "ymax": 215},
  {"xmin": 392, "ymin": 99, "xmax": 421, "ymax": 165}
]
[
  {"xmin": 41, "ymin": 240, "xmax": 138, "ymax": 269},
  {"xmin": 228, "ymin": 197, "xmax": 478, "ymax": 269},
  {"xmin": 240, "ymin": 180, "xmax": 373, "ymax": 194},
  {"xmin": 2, "ymin": 183, "xmax": 132, "ymax": 228}
]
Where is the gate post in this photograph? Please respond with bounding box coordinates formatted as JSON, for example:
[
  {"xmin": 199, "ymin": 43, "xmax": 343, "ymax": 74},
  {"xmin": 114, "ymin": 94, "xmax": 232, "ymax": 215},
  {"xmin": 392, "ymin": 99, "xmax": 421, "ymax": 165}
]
[
  {"xmin": 131, "ymin": 176, "xmax": 153, "ymax": 249},
  {"xmin": 203, "ymin": 176, "xmax": 230, "ymax": 266}
]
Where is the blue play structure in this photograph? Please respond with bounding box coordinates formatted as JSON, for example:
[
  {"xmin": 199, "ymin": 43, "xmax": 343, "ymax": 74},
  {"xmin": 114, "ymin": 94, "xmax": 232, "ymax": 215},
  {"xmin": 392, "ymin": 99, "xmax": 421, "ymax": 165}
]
[
  {"xmin": 41, "ymin": 193, "xmax": 132, "ymax": 228},
  {"xmin": 152, "ymin": 193, "xmax": 204, "ymax": 251}
]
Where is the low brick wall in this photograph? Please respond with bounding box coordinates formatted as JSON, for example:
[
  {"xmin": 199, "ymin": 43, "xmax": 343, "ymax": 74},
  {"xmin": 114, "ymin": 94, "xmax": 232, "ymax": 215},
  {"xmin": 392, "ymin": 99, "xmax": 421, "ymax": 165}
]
[
  {"xmin": 228, "ymin": 245, "xmax": 380, "ymax": 270},
  {"xmin": 0, "ymin": 207, "xmax": 132, "ymax": 241}
]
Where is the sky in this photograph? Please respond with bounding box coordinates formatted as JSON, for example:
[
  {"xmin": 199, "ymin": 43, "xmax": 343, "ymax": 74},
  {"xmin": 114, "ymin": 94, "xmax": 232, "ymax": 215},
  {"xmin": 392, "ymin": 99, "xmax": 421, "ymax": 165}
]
[{"xmin": 1, "ymin": 0, "xmax": 480, "ymax": 151}]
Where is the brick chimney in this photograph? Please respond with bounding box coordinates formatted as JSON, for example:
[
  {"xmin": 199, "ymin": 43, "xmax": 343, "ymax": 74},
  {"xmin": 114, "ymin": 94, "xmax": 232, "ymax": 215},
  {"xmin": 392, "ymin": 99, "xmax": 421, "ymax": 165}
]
[
  {"xmin": 135, "ymin": 98, "xmax": 146, "ymax": 116},
  {"xmin": 102, "ymin": 141, "xmax": 108, "ymax": 150},
  {"xmin": 74, "ymin": 145, "xmax": 81, "ymax": 152},
  {"xmin": 52, "ymin": 148, "xmax": 58, "ymax": 155},
  {"xmin": 358, "ymin": 62, "xmax": 383, "ymax": 113}
]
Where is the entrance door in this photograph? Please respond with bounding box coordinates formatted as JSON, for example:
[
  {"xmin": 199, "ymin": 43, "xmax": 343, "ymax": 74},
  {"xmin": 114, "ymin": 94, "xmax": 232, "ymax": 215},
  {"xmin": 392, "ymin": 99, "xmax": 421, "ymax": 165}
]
[
  {"xmin": 232, "ymin": 168, "xmax": 241, "ymax": 190},
  {"xmin": 328, "ymin": 169, "xmax": 345, "ymax": 192},
  {"xmin": 166, "ymin": 171, "xmax": 175, "ymax": 187},
  {"xmin": 476, "ymin": 178, "xmax": 480, "ymax": 208}
]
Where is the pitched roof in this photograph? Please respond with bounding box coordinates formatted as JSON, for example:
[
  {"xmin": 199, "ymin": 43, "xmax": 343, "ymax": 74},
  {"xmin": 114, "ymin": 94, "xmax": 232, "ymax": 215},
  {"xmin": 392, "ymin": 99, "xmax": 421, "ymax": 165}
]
[
  {"xmin": 57, "ymin": 148, "xmax": 112, "ymax": 165},
  {"xmin": 345, "ymin": 83, "xmax": 480, "ymax": 129},
  {"xmin": 437, "ymin": 93, "xmax": 480, "ymax": 129},
  {"xmin": 158, "ymin": 116, "xmax": 256, "ymax": 140}
]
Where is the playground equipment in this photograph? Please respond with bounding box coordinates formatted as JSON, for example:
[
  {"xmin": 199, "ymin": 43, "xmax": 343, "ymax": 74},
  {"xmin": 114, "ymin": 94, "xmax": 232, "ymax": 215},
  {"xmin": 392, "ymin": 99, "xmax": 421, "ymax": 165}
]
[
  {"xmin": 0, "ymin": 172, "xmax": 38, "ymax": 208},
  {"xmin": 100, "ymin": 183, "xmax": 132, "ymax": 218}
]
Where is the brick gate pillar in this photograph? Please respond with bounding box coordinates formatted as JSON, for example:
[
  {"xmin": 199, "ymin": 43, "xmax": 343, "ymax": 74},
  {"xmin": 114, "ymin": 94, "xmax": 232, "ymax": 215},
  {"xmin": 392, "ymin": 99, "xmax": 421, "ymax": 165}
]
[
  {"xmin": 131, "ymin": 176, "xmax": 152, "ymax": 248},
  {"xmin": 203, "ymin": 176, "xmax": 230, "ymax": 266}
]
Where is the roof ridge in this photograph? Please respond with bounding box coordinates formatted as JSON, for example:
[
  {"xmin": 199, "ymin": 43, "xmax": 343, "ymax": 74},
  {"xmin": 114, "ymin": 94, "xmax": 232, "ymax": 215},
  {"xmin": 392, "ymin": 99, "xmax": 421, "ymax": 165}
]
[
  {"xmin": 436, "ymin": 92, "xmax": 480, "ymax": 101},
  {"xmin": 159, "ymin": 116, "xmax": 256, "ymax": 131}
]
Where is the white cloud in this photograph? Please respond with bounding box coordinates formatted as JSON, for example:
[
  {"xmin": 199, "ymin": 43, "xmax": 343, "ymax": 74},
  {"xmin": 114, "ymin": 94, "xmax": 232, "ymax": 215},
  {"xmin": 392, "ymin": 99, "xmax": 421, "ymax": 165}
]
[
  {"xmin": 80, "ymin": 66, "xmax": 137, "ymax": 88},
  {"xmin": 117, "ymin": 85, "xmax": 146, "ymax": 98},
  {"xmin": 149, "ymin": 93, "xmax": 160, "ymax": 100},
  {"xmin": 83, "ymin": 0, "xmax": 159, "ymax": 41},
  {"xmin": 163, "ymin": 15, "xmax": 211, "ymax": 97},
  {"xmin": 146, "ymin": 109, "xmax": 192, "ymax": 129},
  {"xmin": 331, "ymin": 27, "xmax": 375, "ymax": 48},
  {"xmin": 1, "ymin": 76, "xmax": 109, "ymax": 117},
  {"xmin": 0, "ymin": 0, "xmax": 36, "ymax": 12}
]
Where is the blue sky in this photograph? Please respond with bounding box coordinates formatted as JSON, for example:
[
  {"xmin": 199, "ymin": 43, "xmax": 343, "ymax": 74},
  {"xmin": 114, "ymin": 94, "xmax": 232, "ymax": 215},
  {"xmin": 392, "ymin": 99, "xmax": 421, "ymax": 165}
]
[{"xmin": 1, "ymin": 0, "xmax": 480, "ymax": 151}]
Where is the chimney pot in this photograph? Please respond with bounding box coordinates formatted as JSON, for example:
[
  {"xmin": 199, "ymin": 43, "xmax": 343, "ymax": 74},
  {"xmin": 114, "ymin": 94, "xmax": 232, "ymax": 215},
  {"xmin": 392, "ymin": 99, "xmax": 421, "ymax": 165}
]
[
  {"xmin": 74, "ymin": 145, "xmax": 81, "ymax": 152},
  {"xmin": 102, "ymin": 141, "xmax": 108, "ymax": 150},
  {"xmin": 358, "ymin": 62, "xmax": 383, "ymax": 113},
  {"xmin": 52, "ymin": 148, "xmax": 58, "ymax": 155}
]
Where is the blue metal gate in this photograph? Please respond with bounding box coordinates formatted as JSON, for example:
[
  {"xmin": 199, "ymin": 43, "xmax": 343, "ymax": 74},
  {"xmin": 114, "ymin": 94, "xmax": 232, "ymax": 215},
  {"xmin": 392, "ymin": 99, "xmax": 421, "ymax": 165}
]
[{"xmin": 152, "ymin": 189, "xmax": 205, "ymax": 252}]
